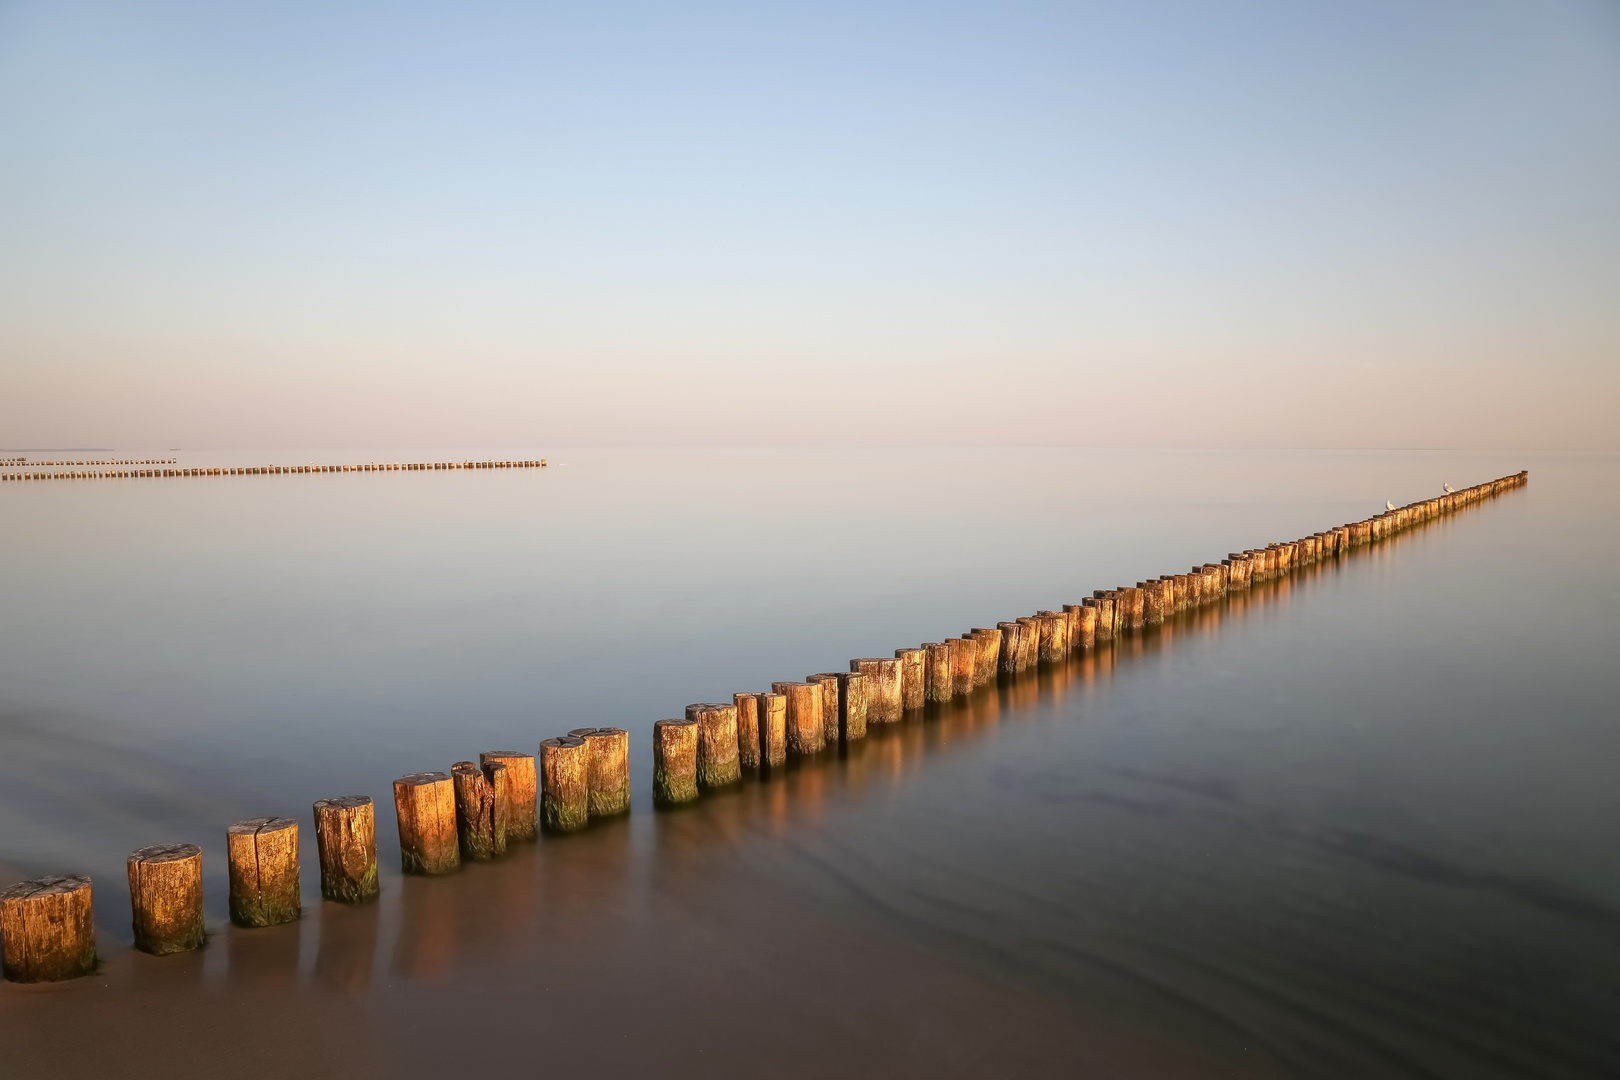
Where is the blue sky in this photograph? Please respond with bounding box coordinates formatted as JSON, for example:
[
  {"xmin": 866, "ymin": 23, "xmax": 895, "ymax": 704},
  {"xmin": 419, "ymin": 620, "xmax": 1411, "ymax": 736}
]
[{"xmin": 1, "ymin": 0, "xmax": 1616, "ymax": 448}]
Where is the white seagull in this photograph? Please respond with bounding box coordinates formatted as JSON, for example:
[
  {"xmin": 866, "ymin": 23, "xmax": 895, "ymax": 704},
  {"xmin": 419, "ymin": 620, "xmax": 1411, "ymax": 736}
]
[
  {"xmin": 1444, "ymin": 483, "xmax": 1455, "ymax": 493},
  {"xmin": 1385, "ymin": 500, "xmax": 1396, "ymax": 511}
]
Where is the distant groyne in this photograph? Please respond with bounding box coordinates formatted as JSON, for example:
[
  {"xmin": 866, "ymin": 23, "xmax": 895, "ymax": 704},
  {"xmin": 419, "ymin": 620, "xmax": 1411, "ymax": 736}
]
[
  {"xmin": 0, "ymin": 470, "xmax": 1526, "ymax": 983},
  {"xmin": 0, "ymin": 458, "xmax": 546, "ymax": 482}
]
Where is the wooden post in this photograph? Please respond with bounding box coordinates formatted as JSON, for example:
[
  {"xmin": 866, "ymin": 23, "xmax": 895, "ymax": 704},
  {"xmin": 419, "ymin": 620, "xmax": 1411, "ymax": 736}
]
[
  {"xmin": 451, "ymin": 760, "xmax": 508, "ymax": 860},
  {"xmin": 653, "ymin": 718, "xmax": 700, "ymax": 804},
  {"xmin": 393, "ymin": 772, "xmax": 460, "ymax": 875},
  {"xmin": 581, "ymin": 728, "xmax": 631, "ymax": 816},
  {"xmin": 758, "ymin": 692, "xmax": 788, "ymax": 767},
  {"xmin": 1064, "ymin": 605, "xmax": 1096, "ymax": 650},
  {"xmin": 945, "ymin": 637, "xmax": 974, "ymax": 693},
  {"xmin": 127, "ymin": 844, "xmax": 205, "ymax": 955},
  {"xmin": 772, "ymin": 681, "xmax": 825, "ymax": 754},
  {"xmin": 969, "ymin": 628, "xmax": 1002, "ymax": 684},
  {"xmin": 1013, "ymin": 617, "xmax": 1040, "ymax": 669},
  {"xmin": 226, "ymin": 817, "xmax": 300, "ymax": 927},
  {"xmin": 1034, "ymin": 612, "xmax": 1067, "ymax": 662},
  {"xmin": 806, "ymin": 676, "xmax": 843, "ymax": 747},
  {"xmin": 994, "ymin": 622, "xmax": 1023, "ymax": 676},
  {"xmin": 894, "ymin": 648, "xmax": 926, "ymax": 711},
  {"xmin": 837, "ymin": 671, "xmax": 868, "ymax": 741},
  {"xmin": 479, "ymin": 751, "xmax": 538, "ymax": 841},
  {"xmin": 732, "ymin": 693, "xmax": 763, "ymax": 770},
  {"xmin": 687, "ymin": 703, "xmax": 742, "ymax": 787},
  {"xmin": 540, "ymin": 737, "xmax": 589, "ymax": 831},
  {"xmin": 851, "ymin": 658, "xmax": 904, "ymax": 722},
  {"xmin": 922, "ymin": 643, "xmax": 953, "ymax": 703},
  {"xmin": 0, "ymin": 875, "xmax": 95, "ymax": 983},
  {"xmin": 1087, "ymin": 596, "xmax": 1115, "ymax": 643},
  {"xmin": 313, "ymin": 796, "xmax": 378, "ymax": 904}
]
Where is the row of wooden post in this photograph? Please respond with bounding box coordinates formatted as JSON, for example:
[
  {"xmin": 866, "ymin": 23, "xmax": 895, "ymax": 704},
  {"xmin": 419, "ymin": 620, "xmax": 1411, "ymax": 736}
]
[
  {"xmin": 1, "ymin": 458, "xmax": 174, "ymax": 467},
  {"xmin": 1, "ymin": 459, "xmax": 547, "ymax": 483},
  {"xmin": 0, "ymin": 472, "xmax": 1526, "ymax": 982}
]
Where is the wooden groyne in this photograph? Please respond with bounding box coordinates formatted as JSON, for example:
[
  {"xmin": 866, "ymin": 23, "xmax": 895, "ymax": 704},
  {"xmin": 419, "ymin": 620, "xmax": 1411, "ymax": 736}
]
[
  {"xmin": 0, "ymin": 458, "xmax": 546, "ymax": 482},
  {"xmin": 0, "ymin": 470, "xmax": 1526, "ymax": 980}
]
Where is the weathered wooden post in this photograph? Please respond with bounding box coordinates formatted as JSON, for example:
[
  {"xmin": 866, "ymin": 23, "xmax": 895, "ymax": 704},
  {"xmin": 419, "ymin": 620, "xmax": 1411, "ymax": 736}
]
[
  {"xmin": 653, "ymin": 718, "xmax": 700, "ymax": 804},
  {"xmin": 1015, "ymin": 617, "xmax": 1042, "ymax": 669},
  {"xmin": 732, "ymin": 693, "xmax": 764, "ymax": 770},
  {"xmin": 451, "ymin": 760, "xmax": 508, "ymax": 859},
  {"xmin": 894, "ymin": 648, "xmax": 926, "ymax": 711},
  {"xmin": 313, "ymin": 796, "xmax": 378, "ymax": 903},
  {"xmin": 853, "ymin": 657, "xmax": 905, "ymax": 721},
  {"xmin": 1090, "ymin": 595, "xmax": 1117, "ymax": 642},
  {"xmin": 540, "ymin": 737, "xmax": 589, "ymax": 831},
  {"xmin": 759, "ymin": 693, "xmax": 788, "ymax": 767},
  {"xmin": 836, "ymin": 671, "xmax": 869, "ymax": 741},
  {"xmin": 479, "ymin": 751, "xmax": 538, "ymax": 840},
  {"xmin": 394, "ymin": 772, "xmax": 460, "ymax": 875},
  {"xmin": 226, "ymin": 817, "xmax": 300, "ymax": 927},
  {"xmin": 128, "ymin": 844, "xmax": 205, "ymax": 955},
  {"xmin": 687, "ymin": 703, "xmax": 742, "ymax": 787},
  {"xmin": 995, "ymin": 622, "xmax": 1024, "ymax": 676},
  {"xmin": 807, "ymin": 675, "xmax": 843, "ymax": 747},
  {"xmin": 1064, "ymin": 605, "xmax": 1096, "ymax": 650},
  {"xmin": 967, "ymin": 628, "xmax": 999, "ymax": 683},
  {"xmin": 947, "ymin": 636, "xmax": 976, "ymax": 692},
  {"xmin": 922, "ymin": 643, "xmax": 953, "ymax": 703},
  {"xmin": 0, "ymin": 875, "xmax": 96, "ymax": 982},
  {"xmin": 581, "ymin": 728, "xmax": 631, "ymax": 816},
  {"xmin": 1035, "ymin": 612, "xmax": 1067, "ymax": 662},
  {"xmin": 772, "ymin": 681, "xmax": 825, "ymax": 754}
]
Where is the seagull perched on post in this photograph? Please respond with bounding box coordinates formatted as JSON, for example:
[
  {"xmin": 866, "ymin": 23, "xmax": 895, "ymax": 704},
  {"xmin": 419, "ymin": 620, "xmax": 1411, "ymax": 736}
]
[
  {"xmin": 1385, "ymin": 500, "xmax": 1396, "ymax": 511},
  {"xmin": 1444, "ymin": 483, "xmax": 1455, "ymax": 493}
]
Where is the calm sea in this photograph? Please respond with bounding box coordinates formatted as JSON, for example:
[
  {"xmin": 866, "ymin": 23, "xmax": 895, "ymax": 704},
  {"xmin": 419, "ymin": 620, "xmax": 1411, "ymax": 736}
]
[{"xmin": 1, "ymin": 447, "xmax": 1615, "ymax": 1078}]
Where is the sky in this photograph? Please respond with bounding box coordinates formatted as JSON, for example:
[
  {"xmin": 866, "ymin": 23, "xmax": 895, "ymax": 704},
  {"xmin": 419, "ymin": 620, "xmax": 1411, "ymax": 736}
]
[{"xmin": 0, "ymin": 0, "xmax": 1616, "ymax": 450}]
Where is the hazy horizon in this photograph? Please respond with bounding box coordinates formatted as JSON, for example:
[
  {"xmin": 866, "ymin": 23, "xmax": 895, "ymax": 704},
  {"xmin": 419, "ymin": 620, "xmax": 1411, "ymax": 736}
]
[{"xmin": 3, "ymin": 0, "xmax": 1616, "ymax": 451}]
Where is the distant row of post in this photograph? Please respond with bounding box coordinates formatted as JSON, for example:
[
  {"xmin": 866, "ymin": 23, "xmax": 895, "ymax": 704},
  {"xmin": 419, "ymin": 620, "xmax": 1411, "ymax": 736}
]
[
  {"xmin": 0, "ymin": 459, "xmax": 546, "ymax": 482},
  {"xmin": 0, "ymin": 471, "xmax": 1527, "ymax": 983}
]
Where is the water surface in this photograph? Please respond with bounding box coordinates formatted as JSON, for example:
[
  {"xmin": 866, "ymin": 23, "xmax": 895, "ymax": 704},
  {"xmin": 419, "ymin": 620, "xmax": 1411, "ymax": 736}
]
[{"xmin": 1, "ymin": 448, "xmax": 1614, "ymax": 1078}]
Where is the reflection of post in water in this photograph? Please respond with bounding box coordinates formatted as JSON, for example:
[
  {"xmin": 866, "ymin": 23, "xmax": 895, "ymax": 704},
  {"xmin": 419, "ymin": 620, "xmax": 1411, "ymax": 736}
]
[
  {"xmin": 314, "ymin": 899, "xmax": 379, "ymax": 994},
  {"xmin": 224, "ymin": 918, "xmax": 301, "ymax": 991},
  {"xmin": 390, "ymin": 877, "xmax": 459, "ymax": 982}
]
